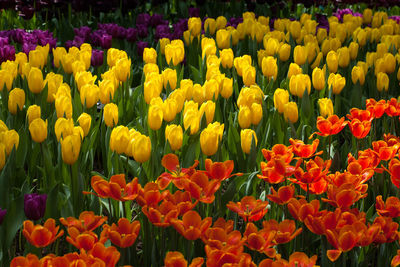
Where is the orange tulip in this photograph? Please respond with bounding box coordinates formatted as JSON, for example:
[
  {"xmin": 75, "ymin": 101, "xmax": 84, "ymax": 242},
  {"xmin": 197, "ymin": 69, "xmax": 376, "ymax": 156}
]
[
  {"xmin": 373, "ymin": 216, "xmax": 399, "ymax": 244},
  {"xmin": 10, "ymin": 254, "xmax": 40, "ymax": 267},
  {"xmin": 267, "ymin": 185, "xmax": 295, "ymax": 205},
  {"xmin": 311, "ymin": 115, "xmax": 348, "ymax": 138},
  {"xmin": 59, "ymin": 211, "xmax": 107, "ymax": 233},
  {"xmin": 287, "ymin": 198, "xmax": 321, "ymax": 222},
  {"xmin": 258, "ymin": 158, "xmax": 296, "ymax": 184},
  {"xmin": 243, "ymin": 222, "xmax": 276, "ymax": 257},
  {"xmin": 392, "ymin": 250, "xmax": 400, "ymax": 267},
  {"xmin": 262, "ymin": 219, "xmax": 302, "ymax": 244},
  {"xmin": 136, "ymin": 182, "xmax": 169, "ymax": 207},
  {"xmin": 87, "ymin": 242, "xmax": 120, "ymax": 267},
  {"xmin": 346, "ymin": 108, "xmax": 374, "ymax": 122},
  {"xmin": 376, "ymin": 195, "xmax": 400, "ymax": 218},
  {"xmin": 262, "ymin": 143, "xmax": 294, "ymax": 163},
  {"xmin": 322, "ymin": 183, "xmax": 366, "ymax": 209},
  {"xmin": 366, "ymin": 98, "xmax": 387, "ymax": 119},
  {"xmin": 103, "ymin": 218, "xmax": 140, "ymax": 248},
  {"xmin": 66, "ymin": 226, "xmax": 99, "ymax": 251},
  {"xmin": 205, "ymin": 158, "xmax": 241, "ymax": 181},
  {"xmin": 372, "ymin": 140, "xmax": 399, "ymax": 161},
  {"xmin": 289, "ymin": 138, "xmax": 322, "ymax": 158},
  {"xmin": 185, "ymin": 171, "xmax": 221, "ymax": 204},
  {"xmin": 142, "ymin": 200, "xmax": 179, "ymax": 227},
  {"xmin": 165, "ymin": 190, "xmax": 197, "ymax": 216},
  {"xmin": 385, "ymin": 98, "xmax": 400, "ymax": 117},
  {"xmin": 292, "ymin": 156, "xmax": 331, "ymax": 185},
  {"xmin": 348, "ymin": 119, "xmax": 371, "ymax": 139},
  {"xmin": 164, "ymin": 251, "xmax": 204, "ymax": 267},
  {"xmin": 170, "ymin": 210, "xmax": 212, "ymax": 240},
  {"xmin": 23, "ymin": 219, "xmax": 64, "ymax": 248},
  {"xmin": 227, "ymin": 196, "xmax": 268, "ymax": 222}
]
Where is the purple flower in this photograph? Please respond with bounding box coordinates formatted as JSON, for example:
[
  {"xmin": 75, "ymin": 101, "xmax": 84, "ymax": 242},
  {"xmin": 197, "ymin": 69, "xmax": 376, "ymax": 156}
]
[
  {"xmin": 136, "ymin": 13, "xmax": 151, "ymax": 27},
  {"xmin": 136, "ymin": 41, "xmax": 148, "ymax": 57},
  {"xmin": 137, "ymin": 24, "xmax": 149, "ymax": 38},
  {"xmin": 188, "ymin": 7, "xmax": 200, "ymax": 18},
  {"xmin": 22, "ymin": 42, "xmax": 36, "ymax": 55},
  {"xmin": 155, "ymin": 24, "xmax": 171, "ymax": 40},
  {"xmin": 0, "ymin": 37, "xmax": 8, "ymax": 46},
  {"xmin": 0, "ymin": 208, "xmax": 6, "ymax": 225},
  {"xmin": 74, "ymin": 26, "xmax": 92, "ymax": 41},
  {"xmin": 91, "ymin": 49, "xmax": 104, "ymax": 67},
  {"xmin": 150, "ymin": 13, "xmax": 164, "ymax": 27},
  {"xmin": 126, "ymin": 28, "xmax": 138, "ymax": 43},
  {"xmin": 24, "ymin": 193, "xmax": 47, "ymax": 221},
  {"xmin": 100, "ymin": 34, "xmax": 112, "ymax": 49}
]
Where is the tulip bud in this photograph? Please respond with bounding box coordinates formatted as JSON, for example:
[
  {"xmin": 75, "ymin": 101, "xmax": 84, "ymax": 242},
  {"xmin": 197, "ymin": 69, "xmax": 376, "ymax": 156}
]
[
  {"xmin": 200, "ymin": 123, "xmax": 224, "ymax": 156},
  {"xmin": 28, "ymin": 67, "xmax": 44, "ymax": 94},
  {"xmin": 54, "ymin": 118, "xmax": 74, "ymax": 141},
  {"xmin": 199, "ymin": 101, "xmax": 216, "ymax": 125},
  {"xmin": 53, "ymin": 47, "xmax": 67, "ymax": 68},
  {"xmin": 24, "ymin": 193, "xmax": 47, "ymax": 220},
  {"xmin": 162, "ymin": 68, "xmax": 177, "ymax": 90},
  {"xmin": 216, "ymin": 29, "xmax": 230, "ymax": 49},
  {"xmin": 26, "ymin": 105, "xmax": 41, "ymax": 125},
  {"xmin": 61, "ymin": 53, "xmax": 75, "ymax": 74},
  {"xmin": 0, "ymin": 144, "xmax": 5, "ymax": 171},
  {"xmin": 99, "ymin": 79, "xmax": 115, "ymax": 104},
  {"xmin": 287, "ymin": 63, "xmax": 302, "ymax": 79},
  {"xmin": 216, "ymin": 16, "xmax": 227, "ymax": 30},
  {"xmin": 220, "ymin": 48, "xmax": 234, "ymax": 68},
  {"xmin": 293, "ymin": 45, "xmax": 307, "ymax": 66},
  {"xmin": 326, "ymin": 51, "xmax": 338, "ymax": 73},
  {"xmin": 109, "ymin": 125, "xmax": 130, "ymax": 155},
  {"xmin": 8, "ymin": 88, "xmax": 25, "ymax": 115},
  {"xmin": 104, "ymin": 103, "xmax": 119, "ymax": 127},
  {"xmin": 318, "ymin": 98, "xmax": 334, "ymax": 118},
  {"xmin": 262, "ymin": 56, "xmax": 278, "ymax": 80},
  {"xmin": 204, "ymin": 18, "xmax": 217, "ymax": 35},
  {"xmin": 162, "ymin": 98, "xmax": 178, "ymax": 122},
  {"xmin": 80, "ymin": 84, "xmax": 100, "ymax": 109},
  {"xmin": 384, "ymin": 53, "xmax": 396, "ymax": 74},
  {"xmin": 55, "ymin": 95, "xmax": 73, "ymax": 119},
  {"xmin": 61, "ymin": 133, "xmax": 81, "ymax": 165},
  {"xmin": 273, "ymin": 88, "xmax": 289, "ymax": 114},
  {"xmin": 165, "ymin": 124, "xmax": 183, "ymax": 151},
  {"xmin": 349, "ymin": 42, "xmax": 359, "ymax": 60},
  {"xmin": 363, "ymin": 9, "xmax": 373, "ymax": 24},
  {"xmin": 72, "ymin": 60, "xmax": 86, "ymax": 77},
  {"xmin": 328, "ymin": 73, "xmax": 346, "ymax": 95},
  {"xmin": 377, "ymin": 72, "xmax": 389, "ymax": 92},
  {"xmin": 278, "ymin": 43, "xmax": 291, "ymax": 62},
  {"xmin": 312, "ymin": 67, "xmax": 325, "ymax": 91},
  {"xmin": 165, "ymin": 41, "xmax": 185, "ymax": 66},
  {"xmin": 183, "ymin": 108, "xmax": 200, "ymax": 135},
  {"xmin": 28, "ymin": 118, "xmax": 47, "ymax": 143},
  {"xmin": 147, "ymin": 104, "xmax": 163, "ymax": 131},
  {"xmin": 188, "ymin": 17, "xmax": 201, "ymax": 36},
  {"xmin": 289, "ymin": 74, "xmax": 311, "ymax": 98},
  {"xmin": 45, "ymin": 73, "xmax": 63, "ymax": 103},
  {"xmin": 4, "ymin": 129, "xmax": 19, "ymax": 155},
  {"xmin": 0, "ymin": 70, "xmax": 13, "ymax": 92},
  {"xmin": 251, "ymin": 103, "xmax": 262, "ymax": 125},
  {"xmin": 241, "ymin": 129, "xmax": 257, "ymax": 154},
  {"xmin": 283, "ymin": 102, "xmax": 298, "ymax": 123},
  {"xmin": 143, "ymin": 48, "xmax": 157, "ymax": 64},
  {"xmin": 351, "ymin": 66, "xmax": 365, "ymax": 85},
  {"xmin": 159, "ymin": 38, "xmax": 170, "ymax": 55},
  {"xmin": 220, "ymin": 77, "xmax": 233, "ymax": 99},
  {"xmin": 242, "ymin": 65, "xmax": 256, "ymax": 86},
  {"xmin": 132, "ymin": 134, "xmax": 151, "ymax": 163},
  {"xmin": 337, "ymin": 47, "xmax": 350, "ymax": 68},
  {"xmin": 289, "ymin": 21, "xmax": 301, "ymax": 40},
  {"xmin": 29, "ymin": 49, "xmax": 45, "ymax": 69},
  {"xmin": 238, "ymin": 106, "xmax": 252, "ymax": 129},
  {"xmin": 77, "ymin": 113, "xmax": 92, "ymax": 137},
  {"xmin": 75, "ymin": 71, "xmax": 96, "ymax": 92},
  {"xmin": 115, "ymin": 58, "xmax": 131, "ymax": 82}
]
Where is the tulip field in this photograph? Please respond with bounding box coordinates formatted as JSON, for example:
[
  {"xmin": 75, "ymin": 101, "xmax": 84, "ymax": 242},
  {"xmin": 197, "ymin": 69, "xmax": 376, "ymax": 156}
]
[{"xmin": 2, "ymin": 0, "xmax": 400, "ymax": 266}]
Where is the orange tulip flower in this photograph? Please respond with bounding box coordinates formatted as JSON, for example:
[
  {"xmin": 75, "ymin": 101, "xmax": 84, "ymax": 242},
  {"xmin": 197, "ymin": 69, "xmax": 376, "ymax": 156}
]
[
  {"xmin": 347, "ymin": 150, "xmax": 380, "ymax": 175},
  {"xmin": 289, "ymin": 138, "xmax": 322, "ymax": 158},
  {"xmin": 262, "ymin": 144, "xmax": 294, "ymax": 164},
  {"xmin": 227, "ymin": 196, "xmax": 269, "ymax": 222},
  {"xmin": 385, "ymin": 98, "xmax": 400, "ymax": 117},
  {"xmin": 372, "ymin": 140, "xmax": 399, "ymax": 161},
  {"xmin": 170, "ymin": 210, "xmax": 212, "ymax": 240},
  {"xmin": 135, "ymin": 182, "xmax": 169, "ymax": 207},
  {"xmin": 157, "ymin": 153, "xmax": 199, "ymax": 190},
  {"xmin": 310, "ymin": 115, "xmax": 348, "ymax": 138},
  {"xmin": 243, "ymin": 222, "xmax": 276, "ymax": 258},
  {"xmin": 391, "ymin": 250, "xmax": 400, "ymax": 267},
  {"xmin": 346, "ymin": 107, "xmax": 374, "ymax": 122},
  {"xmin": 185, "ymin": 171, "xmax": 221, "ymax": 203},
  {"xmin": 205, "ymin": 158, "xmax": 241, "ymax": 181},
  {"xmin": 376, "ymin": 195, "xmax": 400, "ymax": 218},
  {"xmin": 164, "ymin": 251, "xmax": 204, "ymax": 267},
  {"xmin": 142, "ymin": 200, "xmax": 179, "ymax": 227},
  {"xmin": 322, "ymin": 183, "xmax": 366, "ymax": 209},
  {"xmin": 385, "ymin": 134, "xmax": 400, "ymax": 147},
  {"xmin": 258, "ymin": 158, "xmax": 297, "ymax": 184},
  {"xmin": 259, "ymin": 252, "xmax": 318, "ymax": 267},
  {"xmin": 211, "ymin": 217, "xmax": 234, "ymax": 233},
  {"xmin": 66, "ymin": 226, "xmax": 99, "ymax": 251},
  {"xmin": 10, "ymin": 254, "xmax": 40, "ymax": 267},
  {"xmin": 372, "ymin": 216, "xmax": 399, "ymax": 244},
  {"xmin": 60, "ymin": 211, "xmax": 107, "ymax": 233},
  {"xmin": 326, "ymin": 228, "xmax": 359, "ymax": 261},
  {"xmin": 205, "ymin": 245, "xmax": 254, "ymax": 267},
  {"xmin": 262, "ymin": 219, "xmax": 302, "ymax": 244},
  {"xmin": 87, "ymin": 242, "xmax": 120, "ymax": 267},
  {"xmin": 23, "ymin": 219, "xmax": 64, "ymax": 248},
  {"xmin": 202, "ymin": 227, "xmax": 243, "ymax": 250},
  {"xmin": 102, "ymin": 218, "xmax": 140, "ymax": 248},
  {"xmin": 366, "ymin": 98, "xmax": 387, "ymax": 119},
  {"xmin": 303, "ymin": 209, "xmax": 340, "ymax": 235},
  {"xmin": 287, "ymin": 198, "xmax": 321, "ymax": 222},
  {"xmin": 348, "ymin": 119, "xmax": 371, "ymax": 139},
  {"xmin": 384, "ymin": 158, "xmax": 400, "ymax": 188},
  {"xmin": 267, "ymin": 185, "xmax": 295, "ymax": 205},
  {"xmin": 292, "ymin": 156, "xmax": 331, "ymax": 185},
  {"xmin": 86, "ymin": 174, "xmax": 142, "ymax": 201},
  {"xmin": 165, "ymin": 190, "xmax": 198, "ymax": 216}
]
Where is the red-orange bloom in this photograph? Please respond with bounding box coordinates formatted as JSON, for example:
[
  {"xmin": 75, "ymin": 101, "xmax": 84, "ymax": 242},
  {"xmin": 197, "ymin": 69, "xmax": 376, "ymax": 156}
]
[
  {"xmin": 322, "ymin": 183, "xmax": 366, "ymax": 210},
  {"xmin": 136, "ymin": 182, "xmax": 169, "ymax": 207},
  {"xmin": 164, "ymin": 251, "xmax": 204, "ymax": 267},
  {"xmin": 85, "ymin": 174, "xmax": 142, "ymax": 201},
  {"xmin": 391, "ymin": 250, "xmax": 400, "ymax": 267},
  {"xmin": 289, "ymin": 138, "xmax": 322, "ymax": 158},
  {"xmin": 346, "ymin": 108, "xmax": 374, "ymax": 122},
  {"xmin": 326, "ymin": 226, "xmax": 359, "ymax": 261},
  {"xmin": 262, "ymin": 219, "xmax": 302, "ymax": 244},
  {"xmin": 66, "ymin": 227, "xmax": 99, "ymax": 251},
  {"xmin": 373, "ymin": 140, "xmax": 399, "ymax": 161},
  {"xmin": 259, "ymin": 252, "xmax": 317, "ymax": 267},
  {"xmin": 102, "ymin": 218, "xmax": 140, "ymax": 248},
  {"xmin": 243, "ymin": 222, "xmax": 276, "ymax": 258},
  {"xmin": 205, "ymin": 158, "xmax": 241, "ymax": 181},
  {"xmin": 185, "ymin": 171, "xmax": 221, "ymax": 203},
  {"xmin": 23, "ymin": 219, "xmax": 64, "ymax": 248},
  {"xmin": 10, "ymin": 254, "xmax": 40, "ymax": 267},
  {"xmin": 205, "ymin": 245, "xmax": 255, "ymax": 267},
  {"xmin": 170, "ymin": 210, "xmax": 212, "ymax": 240},
  {"xmin": 366, "ymin": 98, "xmax": 387, "ymax": 119},
  {"xmin": 202, "ymin": 227, "xmax": 243, "ymax": 250},
  {"xmin": 226, "ymin": 196, "xmax": 268, "ymax": 222},
  {"xmin": 165, "ymin": 190, "xmax": 198, "ymax": 216},
  {"xmin": 311, "ymin": 115, "xmax": 348, "ymax": 138},
  {"xmin": 142, "ymin": 200, "xmax": 179, "ymax": 227},
  {"xmin": 262, "ymin": 144, "xmax": 294, "ymax": 163},
  {"xmin": 157, "ymin": 153, "xmax": 199, "ymax": 190},
  {"xmin": 384, "ymin": 158, "xmax": 400, "ymax": 188},
  {"xmin": 385, "ymin": 98, "xmax": 400, "ymax": 117},
  {"xmin": 267, "ymin": 185, "xmax": 295, "ymax": 205},
  {"xmin": 87, "ymin": 242, "xmax": 120, "ymax": 267},
  {"xmin": 376, "ymin": 195, "xmax": 400, "ymax": 218},
  {"xmin": 258, "ymin": 158, "xmax": 296, "ymax": 184},
  {"xmin": 348, "ymin": 119, "xmax": 371, "ymax": 139},
  {"xmin": 372, "ymin": 216, "xmax": 399, "ymax": 244},
  {"xmin": 287, "ymin": 198, "xmax": 321, "ymax": 222},
  {"xmin": 59, "ymin": 211, "xmax": 107, "ymax": 233},
  {"xmin": 292, "ymin": 157, "xmax": 331, "ymax": 185}
]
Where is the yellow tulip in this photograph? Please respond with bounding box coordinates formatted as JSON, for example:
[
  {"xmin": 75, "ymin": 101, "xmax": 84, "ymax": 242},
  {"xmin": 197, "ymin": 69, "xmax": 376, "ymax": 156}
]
[
  {"xmin": 45, "ymin": 72, "xmax": 63, "ymax": 103},
  {"xmin": 200, "ymin": 122, "xmax": 224, "ymax": 156},
  {"xmin": 165, "ymin": 42, "xmax": 185, "ymax": 66},
  {"xmin": 80, "ymin": 84, "xmax": 99, "ymax": 108},
  {"xmin": 289, "ymin": 21, "xmax": 301, "ymax": 40},
  {"xmin": 216, "ymin": 29, "xmax": 230, "ymax": 49},
  {"xmin": 29, "ymin": 118, "xmax": 48, "ymax": 143},
  {"xmin": 61, "ymin": 133, "xmax": 81, "ymax": 165},
  {"xmin": 143, "ymin": 63, "xmax": 159, "ymax": 77},
  {"xmin": 318, "ymin": 98, "xmax": 334, "ymax": 118},
  {"xmin": 293, "ymin": 45, "xmax": 307, "ymax": 66},
  {"xmin": 220, "ymin": 77, "xmax": 233, "ymax": 99},
  {"xmin": 220, "ymin": 48, "xmax": 234, "ymax": 68},
  {"xmin": 326, "ymin": 51, "xmax": 338, "ymax": 73},
  {"xmin": 29, "ymin": 49, "xmax": 45, "ymax": 69},
  {"xmin": 15, "ymin": 52, "xmax": 28, "ymax": 75},
  {"xmin": 328, "ymin": 73, "xmax": 346, "ymax": 95},
  {"xmin": 234, "ymin": 55, "xmax": 252, "ymax": 77},
  {"xmin": 351, "ymin": 66, "xmax": 365, "ymax": 85},
  {"xmin": 317, "ymin": 28, "xmax": 327, "ymax": 44},
  {"xmin": 4, "ymin": 130, "xmax": 19, "ymax": 155},
  {"xmin": 147, "ymin": 104, "xmax": 163, "ymax": 131},
  {"xmin": 289, "ymin": 74, "xmax": 311, "ymax": 98},
  {"xmin": 72, "ymin": 60, "xmax": 86, "ymax": 77},
  {"xmin": 54, "ymin": 118, "xmax": 74, "ymax": 141},
  {"xmin": 238, "ymin": 106, "xmax": 251, "ymax": 129},
  {"xmin": 264, "ymin": 37, "xmax": 279, "ymax": 56},
  {"xmin": 349, "ymin": 42, "xmax": 359, "ymax": 60},
  {"xmin": 99, "ymin": 79, "xmax": 115, "ymax": 104},
  {"xmin": 202, "ymin": 79, "xmax": 219, "ymax": 101},
  {"xmin": 337, "ymin": 47, "xmax": 350, "ymax": 68},
  {"xmin": 384, "ymin": 53, "xmax": 396, "ymax": 74},
  {"xmin": 216, "ymin": 16, "xmax": 227, "ymax": 30},
  {"xmin": 144, "ymin": 75, "xmax": 163, "ymax": 104},
  {"xmin": 283, "ymin": 102, "xmax": 298, "ymax": 123},
  {"xmin": 278, "ymin": 43, "xmax": 291, "ymax": 62},
  {"xmin": 104, "ymin": 103, "xmax": 119, "ymax": 127},
  {"xmin": 188, "ymin": 17, "xmax": 202, "ymax": 36},
  {"xmin": 26, "ymin": 105, "xmax": 41, "ymax": 125},
  {"xmin": 273, "ymin": 88, "xmax": 289, "ymax": 114},
  {"xmin": 109, "ymin": 125, "xmax": 130, "ymax": 154},
  {"xmin": 75, "ymin": 71, "xmax": 97, "ymax": 92},
  {"xmin": 115, "ymin": 58, "xmax": 131, "ymax": 82},
  {"xmin": 261, "ymin": 56, "xmax": 277, "ymax": 80},
  {"xmin": 159, "ymin": 38, "xmax": 170, "ymax": 55},
  {"xmin": 28, "ymin": 67, "xmax": 44, "ymax": 94},
  {"xmin": 79, "ymin": 50, "xmax": 91, "ymax": 70},
  {"xmin": 204, "ymin": 18, "xmax": 217, "ymax": 35},
  {"xmin": 241, "ymin": 129, "xmax": 257, "ymax": 154},
  {"xmin": 162, "ymin": 98, "xmax": 178, "ymax": 122},
  {"xmin": 0, "ymin": 143, "xmax": 5, "ymax": 171},
  {"xmin": 312, "ymin": 67, "xmax": 325, "ymax": 91},
  {"xmin": 53, "ymin": 47, "xmax": 67, "ymax": 68},
  {"xmin": 287, "ymin": 63, "xmax": 302, "ymax": 79},
  {"xmin": 183, "ymin": 108, "xmax": 200, "ymax": 135},
  {"xmin": 8, "ymin": 88, "xmax": 25, "ymax": 115},
  {"xmin": 77, "ymin": 113, "xmax": 92, "ymax": 137},
  {"xmin": 165, "ymin": 124, "xmax": 183, "ymax": 151},
  {"xmin": 132, "ymin": 134, "xmax": 151, "ymax": 163},
  {"xmin": 199, "ymin": 101, "xmax": 215, "ymax": 125},
  {"xmin": 363, "ymin": 8, "xmax": 373, "ymax": 24},
  {"xmin": 251, "ymin": 103, "xmax": 262, "ymax": 125},
  {"xmin": 143, "ymin": 47, "xmax": 157, "ymax": 64},
  {"xmin": 242, "ymin": 65, "xmax": 256, "ymax": 87},
  {"xmin": 162, "ymin": 68, "xmax": 177, "ymax": 90},
  {"xmin": 107, "ymin": 48, "xmax": 127, "ymax": 67},
  {"xmin": 377, "ymin": 72, "xmax": 389, "ymax": 92},
  {"xmin": 61, "ymin": 53, "xmax": 75, "ymax": 74},
  {"xmin": 55, "ymin": 95, "xmax": 73, "ymax": 119},
  {"xmin": 0, "ymin": 69, "xmax": 13, "ymax": 92}
]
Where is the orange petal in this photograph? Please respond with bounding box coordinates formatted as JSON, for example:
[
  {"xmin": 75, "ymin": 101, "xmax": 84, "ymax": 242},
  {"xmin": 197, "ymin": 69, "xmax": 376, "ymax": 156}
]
[{"xmin": 162, "ymin": 153, "xmax": 180, "ymax": 172}]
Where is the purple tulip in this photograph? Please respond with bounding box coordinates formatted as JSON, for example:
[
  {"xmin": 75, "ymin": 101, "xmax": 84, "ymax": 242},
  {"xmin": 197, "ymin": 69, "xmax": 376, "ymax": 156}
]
[
  {"xmin": 136, "ymin": 41, "xmax": 148, "ymax": 57},
  {"xmin": 0, "ymin": 208, "xmax": 6, "ymax": 225},
  {"xmin": 136, "ymin": 13, "xmax": 151, "ymax": 27},
  {"xmin": 150, "ymin": 13, "xmax": 164, "ymax": 27},
  {"xmin": 24, "ymin": 193, "xmax": 47, "ymax": 221},
  {"xmin": 0, "ymin": 37, "xmax": 8, "ymax": 46},
  {"xmin": 126, "ymin": 28, "xmax": 138, "ymax": 43},
  {"xmin": 188, "ymin": 7, "xmax": 200, "ymax": 18},
  {"xmin": 74, "ymin": 26, "xmax": 92, "ymax": 41},
  {"xmin": 100, "ymin": 34, "xmax": 112, "ymax": 49},
  {"xmin": 137, "ymin": 24, "xmax": 149, "ymax": 38},
  {"xmin": 91, "ymin": 49, "xmax": 104, "ymax": 67},
  {"xmin": 155, "ymin": 24, "xmax": 171, "ymax": 40}
]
